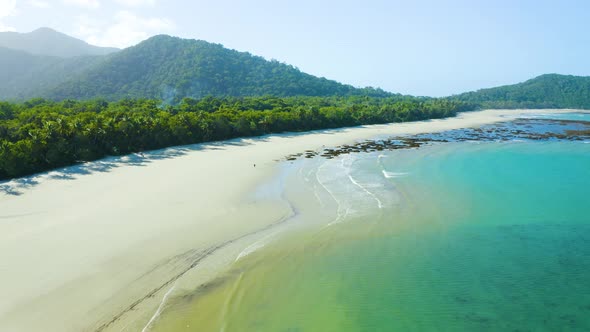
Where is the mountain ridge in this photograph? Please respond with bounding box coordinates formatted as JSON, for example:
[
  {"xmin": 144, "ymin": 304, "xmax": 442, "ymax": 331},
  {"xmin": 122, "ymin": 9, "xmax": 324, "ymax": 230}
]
[
  {"xmin": 0, "ymin": 46, "xmax": 105, "ymax": 100},
  {"xmin": 0, "ymin": 27, "xmax": 119, "ymax": 58},
  {"xmin": 0, "ymin": 28, "xmax": 589, "ymax": 108},
  {"xmin": 44, "ymin": 34, "xmax": 392, "ymax": 102},
  {"xmin": 455, "ymin": 73, "xmax": 590, "ymax": 109}
]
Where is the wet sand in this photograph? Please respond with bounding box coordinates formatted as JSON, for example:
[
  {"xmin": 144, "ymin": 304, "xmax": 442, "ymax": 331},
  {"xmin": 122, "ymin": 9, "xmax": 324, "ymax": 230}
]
[{"xmin": 0, "ymin": 109, "xmax": 579, "ymax": 331}]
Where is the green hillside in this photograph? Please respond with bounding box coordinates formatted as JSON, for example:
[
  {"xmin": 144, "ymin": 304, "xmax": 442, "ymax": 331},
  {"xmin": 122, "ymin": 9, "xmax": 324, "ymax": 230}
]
[
  {"xmin": 0, "ymin": 47, "xmax": 103, "ymax": 100},
  {"xmin": 46, "ymin": 35, "xmax": 391, "ymax": 102},
  {"xmin": 456, "ymin": 74, "xmax": 590, "ymax": 109}
]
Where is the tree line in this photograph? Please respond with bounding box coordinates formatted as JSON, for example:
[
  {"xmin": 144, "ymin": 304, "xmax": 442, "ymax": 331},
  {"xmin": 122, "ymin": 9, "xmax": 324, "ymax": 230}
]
[{"xmin": 0, "ymin": 96, "xmax": 475, "ymax": 180}]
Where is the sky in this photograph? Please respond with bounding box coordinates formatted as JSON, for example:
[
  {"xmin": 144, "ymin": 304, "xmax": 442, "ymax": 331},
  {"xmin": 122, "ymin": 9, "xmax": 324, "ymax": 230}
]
[{"xmin": 0, "ymin": 0, "xmax": 589, "ymax": 96}]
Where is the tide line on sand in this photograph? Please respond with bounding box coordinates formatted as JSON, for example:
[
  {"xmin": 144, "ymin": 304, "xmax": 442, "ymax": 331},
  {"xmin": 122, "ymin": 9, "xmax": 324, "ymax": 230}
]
[
  {"xmin": 235, "ymin": 230, "xmax": 280, "ymax": 262},
  {"xmin": 141, "ymin": 282, "xmax": 177, "ymax": 332}
]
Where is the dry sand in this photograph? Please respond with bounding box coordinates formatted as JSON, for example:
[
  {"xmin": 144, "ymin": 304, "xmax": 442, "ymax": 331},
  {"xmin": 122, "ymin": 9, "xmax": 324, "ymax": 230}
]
[{"xmin": 0, "ymin": 109, "xmax": 578, "ymax": 331}]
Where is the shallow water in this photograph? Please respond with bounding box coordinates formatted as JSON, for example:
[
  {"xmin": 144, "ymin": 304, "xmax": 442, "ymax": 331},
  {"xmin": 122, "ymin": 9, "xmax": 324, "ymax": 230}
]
[
  {"xmin": 150, "ymin": 117, "xmax": 590, "ymax": 331},
  {"xmin": 524, "ymin": 112, "xmax": 590, "ymax": 122}
]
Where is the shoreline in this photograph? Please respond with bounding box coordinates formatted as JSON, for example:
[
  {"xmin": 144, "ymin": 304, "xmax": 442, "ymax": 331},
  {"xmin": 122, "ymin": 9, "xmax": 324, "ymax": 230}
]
[{"xmin": 0, "ymin": 109, "xmax": 584, "ymax": 331}]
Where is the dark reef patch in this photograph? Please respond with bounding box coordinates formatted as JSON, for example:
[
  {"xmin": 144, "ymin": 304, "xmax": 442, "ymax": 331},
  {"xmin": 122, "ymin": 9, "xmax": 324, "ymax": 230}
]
[{"xmin": 284, "ymin": 118, "xmax": 590, "ymax": 161}]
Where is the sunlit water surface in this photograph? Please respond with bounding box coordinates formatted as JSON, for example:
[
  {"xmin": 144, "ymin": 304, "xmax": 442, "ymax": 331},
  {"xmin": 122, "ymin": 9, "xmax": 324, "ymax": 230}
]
[{"xmin": 151, "ymin": 116, "xmax": 590, "ymax": 332}]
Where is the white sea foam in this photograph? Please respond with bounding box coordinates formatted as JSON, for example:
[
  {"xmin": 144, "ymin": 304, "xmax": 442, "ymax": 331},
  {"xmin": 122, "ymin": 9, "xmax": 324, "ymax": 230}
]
[
  {"xmin": 312, "ymin": 183, "xmax": 324, "ymax": 207},
  {"xmin": 347, "ymin": 174, "xmax": 383, "ymax": 209},
  {"xmin": 235, "ymin": 231, "xmax": 279, "ymax": 262},
  {"xmin": 304, "ymin": 167, "xmax": 315, "ymax": 183},
  {"xmin": 141, "ymin": 281, "xmax": 177, "ymax": 332},
  {"xmin": 327, "ymin": 207, "xmax": 351, "ymax": 227},
  {"xmin": 382, "ymin": 170, "xmax": 408, "ymax": 178},
  {"xmin": 316, "ymin": 160, "xmax": 348, "ymax": 226}
]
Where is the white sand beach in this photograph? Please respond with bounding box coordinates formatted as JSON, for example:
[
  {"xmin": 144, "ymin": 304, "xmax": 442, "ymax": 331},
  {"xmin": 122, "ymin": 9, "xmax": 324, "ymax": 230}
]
[{"xmin": 0, "ymin": 109, "xmax": 578, "ymax": 332}]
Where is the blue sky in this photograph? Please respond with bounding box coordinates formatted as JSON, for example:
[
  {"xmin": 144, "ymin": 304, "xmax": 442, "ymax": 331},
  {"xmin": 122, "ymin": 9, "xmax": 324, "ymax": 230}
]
[{"xmin": 1, "ymin": 0, "xmax": 588, "ymax": 96}]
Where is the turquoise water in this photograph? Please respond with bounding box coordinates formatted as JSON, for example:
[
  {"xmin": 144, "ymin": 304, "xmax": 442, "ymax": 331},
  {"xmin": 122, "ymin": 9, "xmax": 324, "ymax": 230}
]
[
  {"xmin": 339, "ymin": 141, "xmax": 590, "ymax": 331},
  {"xmin": 524, "ymin": 112, "xmax": 590, "ymax": 122},
  {"xmin": 152, "ymin": 123, "xmax": 590, "ymax": 331}
]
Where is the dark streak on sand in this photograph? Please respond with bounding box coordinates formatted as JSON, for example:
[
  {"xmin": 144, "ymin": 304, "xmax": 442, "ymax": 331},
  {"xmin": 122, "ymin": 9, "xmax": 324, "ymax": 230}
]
[{"xmin": 94, "ymin": 199, "xmax": 299, "ymax": 332}]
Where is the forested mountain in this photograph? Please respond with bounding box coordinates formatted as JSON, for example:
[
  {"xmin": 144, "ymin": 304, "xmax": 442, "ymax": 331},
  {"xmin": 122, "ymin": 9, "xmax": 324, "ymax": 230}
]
[
  {"xmin": 455, "ymin": 74, "xmax": 590, "ymax": 109},
  {"xmin": 0, "ymin": 47, "xmax": 104, "ymax": 100},
  {"xmin": 1, "ymin": 28, "xmax": 589, "ymax": 109},
  {"xmin": 0, "ymin": 33, "xmax": 390, "ymax": 101},
  {"xmin": 46, "ymin": 35, "xmax": 390, "ymax": 102},
  {"xmin": 0, "ymin": 27, "xmax": 118, "ymax": 57}
]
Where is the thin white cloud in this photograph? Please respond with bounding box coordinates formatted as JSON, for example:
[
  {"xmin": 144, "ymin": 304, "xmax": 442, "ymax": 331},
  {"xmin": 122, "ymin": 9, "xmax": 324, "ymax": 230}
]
[
  {"xmin": 0, "ymin": 0, "xmax": 16, "ymax": 16},
  {"xmin": 28, "ymin": 0, "xmax": 51, "ymax": 9},
  {"xmin": 0, "ymin": 23, "xmax": 16, "ymax": 32},
  {"xmin": 113, "ymin": 0, "xmax": 156, "ymax": 7},
  {"xmin": 0, "ymin": 0, "xmax": 16, "ymax": 32},
  {"xmin": 76, "ymin": 10, "xmax": 174, "ymax": 48},
  {"xmin": 62, "ymin": 0, "xmax": 100, "ymax": 9}
]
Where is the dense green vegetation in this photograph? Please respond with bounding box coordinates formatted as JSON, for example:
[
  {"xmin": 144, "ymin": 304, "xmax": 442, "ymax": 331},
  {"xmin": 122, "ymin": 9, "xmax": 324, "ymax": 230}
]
[
  {"xmin": 47, "ymin": 35, "xmax": 390, "ymax": 102},
  {"xmin": 0, "ymin": 33, "xmax": 390, "ymax": 101},
  {"xmin": 0, "ymin": 96, "xmax": 474, "ymax": 180},
  {"xmin": 455, "ymin": 74, "xmax": 590, "ymax": 109}
]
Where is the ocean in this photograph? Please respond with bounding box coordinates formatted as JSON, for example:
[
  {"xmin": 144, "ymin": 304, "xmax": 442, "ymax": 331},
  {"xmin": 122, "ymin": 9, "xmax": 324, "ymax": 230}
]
[{"xmin": 150, "ymin": 113, "xmax": 590, "ymax": 331}]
